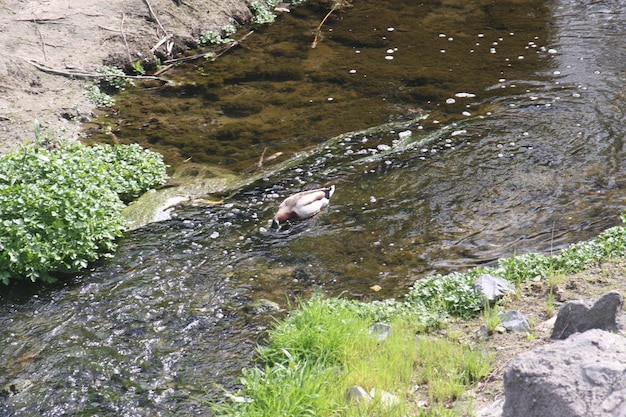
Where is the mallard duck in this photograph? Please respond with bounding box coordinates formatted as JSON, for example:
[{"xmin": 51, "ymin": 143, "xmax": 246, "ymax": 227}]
[{"xmin": 271, "ymin": 185, "xmax": 335, "ymax": 229}]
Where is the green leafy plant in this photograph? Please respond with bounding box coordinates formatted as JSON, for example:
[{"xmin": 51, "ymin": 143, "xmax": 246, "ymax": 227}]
[
  {"xmin": 0, "ymin": 143, "xmax": 168, "ymax": 284},
  {"xmin": 85, "ymin": 84, "xmax": 116, "ymax": 107},
  {"xmin": 131, "ymin": 60, "xmax": 146, "ymax": 75},
  {"xmin": 96, "ymin": 65, "xmax": 134, "ymax": 91},
  {"xmin": 406, "ymin": 271, "xmax": 485, "ymax": 318},
  {"xmin": 199, "ymin": 24, "xmax": 238, "ymax": 46},
  {"xmin": 85, "ymin": 65, "xmax": 134, "ymax": 107},
  {"xmin": 250, "ymin": 1, "xmax": 277, "ymax": 25}
]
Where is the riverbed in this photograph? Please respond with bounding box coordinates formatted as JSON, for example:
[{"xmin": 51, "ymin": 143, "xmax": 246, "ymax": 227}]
[{"xmin": 2, "ymin": 0, "xmax": 626, "ymax": 415}]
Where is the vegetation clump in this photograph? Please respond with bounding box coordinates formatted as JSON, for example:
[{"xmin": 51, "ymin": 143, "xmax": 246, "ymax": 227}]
[
  {"xmin": 199, "ymin": 24, "xmax": 237, "ymax": 46},
  {"xmin": 85, "ymin": 65, "xmax": 134, "ymax": 107},
  {"xmin": 211, "ymin": 295, "xmax": 492, "ymax": 416},
  {"xmin": 0, "ymin": 143, "xmax": 167, "ymax": 284},
  {"xmin": 209, "ymin": 214, "xmax": 626, "ymax": 416}
]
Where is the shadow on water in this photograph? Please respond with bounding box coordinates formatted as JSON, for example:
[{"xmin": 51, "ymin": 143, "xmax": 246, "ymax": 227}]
[{"xmin": 3, "ymin": 0, "xmax": 626, "ymax": 415}]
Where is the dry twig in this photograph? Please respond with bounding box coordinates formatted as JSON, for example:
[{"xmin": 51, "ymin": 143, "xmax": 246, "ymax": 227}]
[
  {"xmin": 312, "ymin": 0, "xmax": 352, "ymax": 48},
  {"xmin": 120, "ymin": 13, "xmax": 132, "ymax": 64},
  {"xmin": 143, "ymin": 0, "xmax": 168, "ymax": 37},
  {"xmin": 33, "ymin": 18, "xmax": 48, "ymax": 62},
  {"xmin": 24, "ymin": 58, "xmax": 169, "ymax": 83},
  {"xmin": 162, "ymin": 30, "xmax": 254, "ymax": 65}
]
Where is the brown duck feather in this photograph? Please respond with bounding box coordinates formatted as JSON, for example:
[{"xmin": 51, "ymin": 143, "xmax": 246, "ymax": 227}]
[{"xmin": 272, "ymin": 185, "xmax": 335, "ymax": 228}]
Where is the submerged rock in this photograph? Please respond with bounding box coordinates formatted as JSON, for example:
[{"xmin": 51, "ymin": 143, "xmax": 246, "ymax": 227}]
[{"xmin": 122, "ymin": 162, "xmax": 240, "ymax": 230}]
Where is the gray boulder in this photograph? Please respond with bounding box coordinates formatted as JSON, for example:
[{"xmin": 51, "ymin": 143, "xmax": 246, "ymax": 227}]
[
  {"xmin": 369, "ymin": 323, "xmax": 392, "ymax": 342},
  {"xmin": 551, "ymin": 291, "xmax": 623, "ymax": 340},
  {"xmin": 500, "ymin": 310, "xmax": 530, "ymax": 334},
  {"xmin": 503, "ymin": 329, "xmax": 626, "ymax": 417},
  {"xmin": 474, "ymin": 275, "xmax": 515, "ymax": 303}
]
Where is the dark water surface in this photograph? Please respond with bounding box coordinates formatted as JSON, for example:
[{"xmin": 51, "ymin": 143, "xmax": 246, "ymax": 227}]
[{"xmin": 3, "ymin": 0, "xmax": 626, "ymax": 415}]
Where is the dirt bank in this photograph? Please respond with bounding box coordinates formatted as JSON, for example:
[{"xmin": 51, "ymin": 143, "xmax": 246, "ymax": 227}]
[{"xmin": 0, "ymin": 0, "xmax": 253, "ymax": 154}]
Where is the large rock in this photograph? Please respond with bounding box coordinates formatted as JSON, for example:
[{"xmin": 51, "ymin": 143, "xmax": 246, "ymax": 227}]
[
  {"xmin": 474, "ymin": 275, "xmax": 515, "ymax": 303},
  {"xmin": 499, "ymin": 310, "xmax": 530, "ymax": 334},
  {"xmin": 502, "ymin": 329, "xmax": 626, "ymax": 417},
  {"xmin": 551, "ymin": 291, "xmax": 623, "ymax": 340}
]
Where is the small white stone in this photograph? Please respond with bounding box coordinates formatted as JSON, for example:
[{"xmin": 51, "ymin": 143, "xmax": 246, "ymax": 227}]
[
  {"xmin": 398, "ymin": 130, "xmax": 412, "ymax": 139},
  {"xmin": 455, "ymin": 92, "xmax": 476, "ymax": 98}
]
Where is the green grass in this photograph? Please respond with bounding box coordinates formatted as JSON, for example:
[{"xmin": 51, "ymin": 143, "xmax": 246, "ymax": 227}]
[
  {"xmin": 210, "ymin": 296, "xmax": 493, "ymax": 416},
  {"xmin": 414, "ymin": 337, "xmax": 492, "ymax": 402},
  {"xmin": 481, "ymin": 303, "xmax": 502, "ymax": 334},
  {"xmin": 209, "ymin": 216, "xmax": 626, "ymax": 416}
]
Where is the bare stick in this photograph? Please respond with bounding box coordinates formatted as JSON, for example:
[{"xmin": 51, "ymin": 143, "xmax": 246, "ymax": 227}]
[
  {"xmin": 151, "ymin": 34, "xmax": 173, "ymax": 54},
  {"xmin": 33, "ymin": 18, "xmax": 48, "ymax": 62},
  {"xmin": 258, "ymin": 147, "xmax": 268, "ymax": 169},
  {"xmin": 120, "ymin": 13, "xmax": 132, "ymax": 64},
  {"xmin": 15, "ymin": 16, "xmax": 67, "ymax": 22},
  {"xmin": 143, "ymin": 0, "xmax": 168, "ymax": 38},
  {"xmin": 25, "ymin": 59, "xmax": 169, "ymax": 82},
  {"xmin": 312, "ymin": 3, "xmax": 340, "ymax": 48},
  {"xmin": 153, "ymin": 64, "xmax": 174, "ymax": 76},
  {"xmin": 162, "ymin": 30, "xmax": 254, "ymax": 65}
]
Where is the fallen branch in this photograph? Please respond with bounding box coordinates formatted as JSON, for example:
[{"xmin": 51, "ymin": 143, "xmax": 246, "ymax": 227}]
[
  {"xmin": 120, "ymin": 13, "xmax": 132, "ymax": 64},
  {"xmin": 244, "ymin": 148, "xmax": 283, "ymax": 173},
  {"xmin": 312, "ymin": 0, "xmax": 352, "ymax": 48},
  {"xmin": 150, "ymin": 34, "xmax": 173, "ymax": 54},
  {"xmin": 33, "ymin": 18, "xmax": 48, "ymax": 62},
  {"xmin": 163, "ymin": 30, "xmax": 254, "ymax": 65},
  {"xmin": 143, "ymin": 0, "xmax": 173, "ymax": 55},
  {"xmin": 24, "ymin": 59, "xmax": 169, "ymax": 83},
  {"xmin": 143, "ymin": 0, "xmax": 168, "ymax": 37},
  {"xmin": 15, "ymin": 16, "xmax": 67, "ymax": 22}
]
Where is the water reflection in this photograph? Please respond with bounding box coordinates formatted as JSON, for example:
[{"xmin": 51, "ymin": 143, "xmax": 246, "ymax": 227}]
[{"xmin": 3, "ymin": 0, "xmax": 626, "ymax": 415}]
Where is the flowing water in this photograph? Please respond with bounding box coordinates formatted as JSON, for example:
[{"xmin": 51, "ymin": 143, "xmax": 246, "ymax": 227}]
[{"xmin": 3, "ymin": 0, "xmax": 626, "ymax": 415}]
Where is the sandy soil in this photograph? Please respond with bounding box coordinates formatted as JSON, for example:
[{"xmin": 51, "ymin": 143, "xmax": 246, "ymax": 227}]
[{"xmin": 0, "ymin": 0, "xmax": 253, "ymax": 154}]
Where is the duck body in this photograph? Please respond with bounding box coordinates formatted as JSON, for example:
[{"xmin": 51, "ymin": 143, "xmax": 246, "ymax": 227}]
[{"xmin": 271, "ymin": 185, "xmax": 335, "ymax": 228}]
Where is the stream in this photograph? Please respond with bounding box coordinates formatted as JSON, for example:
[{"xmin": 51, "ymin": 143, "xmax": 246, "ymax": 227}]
[{"xmin": 2, "ymin": 0, "xmax": 626, "ymax": 415}]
